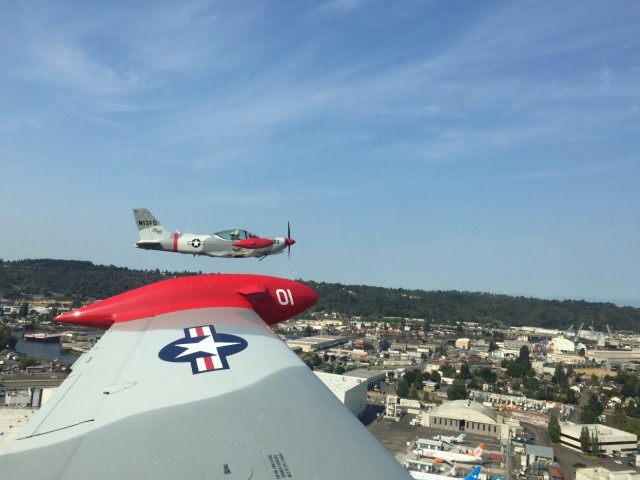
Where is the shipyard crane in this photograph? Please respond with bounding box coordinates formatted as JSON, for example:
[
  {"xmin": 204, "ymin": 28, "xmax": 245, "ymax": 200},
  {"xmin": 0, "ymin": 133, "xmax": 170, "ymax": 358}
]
[{"xmin": 574, "ymin": 322, "xmax": 584, "ymax": 342}]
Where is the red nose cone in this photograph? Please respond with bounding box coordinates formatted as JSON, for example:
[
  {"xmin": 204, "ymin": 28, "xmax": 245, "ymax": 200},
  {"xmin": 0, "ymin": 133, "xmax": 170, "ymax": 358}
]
[{"xmin": 285, "ymin": 238, "xmax": 295, "ymax": 246}]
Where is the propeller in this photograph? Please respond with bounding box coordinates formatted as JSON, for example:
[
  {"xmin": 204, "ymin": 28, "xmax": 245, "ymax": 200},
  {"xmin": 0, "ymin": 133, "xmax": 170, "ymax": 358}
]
[{"xmin": 284, "ymin": 221, "xmax": 295, "ymax": 258}]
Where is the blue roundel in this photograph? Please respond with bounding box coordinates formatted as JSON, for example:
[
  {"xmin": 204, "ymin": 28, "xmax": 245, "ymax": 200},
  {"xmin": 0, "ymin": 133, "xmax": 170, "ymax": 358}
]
[{"xmin": 159, "ymin": 325, "xmax": 248, "ymax": 374}]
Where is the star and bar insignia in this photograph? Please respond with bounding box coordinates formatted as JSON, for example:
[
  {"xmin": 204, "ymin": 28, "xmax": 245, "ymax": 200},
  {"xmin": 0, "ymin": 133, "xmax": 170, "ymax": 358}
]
[{"xmin": 159, "ymin": 325, "xmax": 248, "ymax": 374}]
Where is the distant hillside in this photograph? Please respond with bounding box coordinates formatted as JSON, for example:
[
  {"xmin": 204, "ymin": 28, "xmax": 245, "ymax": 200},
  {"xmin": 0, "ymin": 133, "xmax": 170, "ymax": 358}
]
[
  {"xmin": 1, "ymin": 259, "xmax": 639, "ymax": 332},
  {"xmin": 308, "ymin": 281, "xmax": 640, "ymax": 332},
  {"xmin": 0, "ymin": 259, "xmax": 190, "ymax": 301}
]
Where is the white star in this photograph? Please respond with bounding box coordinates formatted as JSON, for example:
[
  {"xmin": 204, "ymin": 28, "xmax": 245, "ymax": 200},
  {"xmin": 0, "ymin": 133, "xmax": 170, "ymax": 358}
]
[{"xmin": 175, "ymin": 335, "xmax": 239, "ymax": 358}]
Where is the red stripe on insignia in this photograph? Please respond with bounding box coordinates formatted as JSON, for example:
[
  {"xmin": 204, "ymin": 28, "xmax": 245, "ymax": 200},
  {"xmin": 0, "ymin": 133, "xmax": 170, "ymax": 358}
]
[
  {"xmin": 196, "ymin": 327, "xmax": 204, "ymax": 337},
  {"xmin": 173, "ymin": 232, "xmax": 178, "ymax": 251},
  {"xmin": 204, "ymin": 356, "xmax": 214, "ymax": 370}
]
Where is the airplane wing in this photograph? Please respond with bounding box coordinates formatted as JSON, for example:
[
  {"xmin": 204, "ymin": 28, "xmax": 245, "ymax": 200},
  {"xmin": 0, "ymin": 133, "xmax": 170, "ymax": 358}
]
[{"xmin": 0, "ymin": 274, "xmax": 410, "ymax": 479}]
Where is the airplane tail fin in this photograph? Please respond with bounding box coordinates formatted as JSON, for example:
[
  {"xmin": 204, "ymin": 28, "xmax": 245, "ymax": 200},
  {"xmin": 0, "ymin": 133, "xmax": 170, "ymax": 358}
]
[
  {"xmin": 133, "ymin": 208, "xmax": 169, "ymax": 240},
  {"xmin": 472, "ymin": 443, "xmax": 484, "ymax": 457},
  {"xmin": 465, "ymin": 466, "xmax": 481, "ymax": 480}
]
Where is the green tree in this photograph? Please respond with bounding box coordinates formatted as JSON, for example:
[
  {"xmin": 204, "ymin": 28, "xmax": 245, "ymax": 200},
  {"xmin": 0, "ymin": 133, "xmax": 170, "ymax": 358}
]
[
  {"xmin": 447, "ymin": 379, "xmax": 467, "ymax": 400},
  {"xmin": 412, "ymin": 372, "xmax": 424, "ymax": 392},
  {"xmin": 47, "ymin": 307, "xmax": 58, "ymax": 322},
  {"xmin": 518, "ymin": 345, "xmax": 530, "ymax": 365},
  {"xmin": 19, "ymin": 302, "xmax": 29, "ymax": 318},
  {"xmin": 458, "ymin": 362, "xmax": 472, "ymax": 379},
  {"xmin": 580, "ymin": 426, "xmax": 590, "ymax": 453},
  {"xmin": 581, "ymin": 393, "xmax": 604, "ymax": 423},
  {"xmin": 18, "ymin": 355, "xmax": 39, "ymax": 370},
  {"xmin": 404, "ymin": 369, "xmax": 420, "ymax": 385},
  {"xmin": 0, "ymin": 326, "xmax": 17, "ymax": 349},
  {"xmin": 554, "ymin": 363, "xmax": 568, "ymax": 388},
  {"xmin": 474, "ymin": 367, "xmax": 496, "ymax": 384},
  {"xmin": 439, "ymin": 364, "xmax": 455, "ymax": 377},
  {"xmin": 565, "ymin": 388, "xmax": 578, "ymax": 405},
  {"xmin": 335, "ymin": 365, "xmax": 345, "ymax": 375},
  {"xmin": 311, "ymin": 354, "xmax": 322, "ymax": 367},
  {"xmin": 397, "ymin": 380, "xmax": 410, "ymax": 398},
  {"xmin": 591, "ymin": 433, "xmax": 600, "ymax": 455},
  {"xmin": 435, "ymin": 344, "xmax": 448, "ymax": 357},
  {"xmin": 621, "ymin": 377, "xmax": 639, "ymax": 398},
  {"xmin": 548, "ymin": 414, "xmax": 561, "ymax": 443}
]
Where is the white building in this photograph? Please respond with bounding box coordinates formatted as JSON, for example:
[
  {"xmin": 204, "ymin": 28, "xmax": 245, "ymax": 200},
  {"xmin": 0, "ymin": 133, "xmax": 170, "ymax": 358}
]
[
  {"xmin": 421, "ymin": 399, "xmax": 516, "ymax": 438},
  {"xmin": 343, "ymin": 368, "xmax": 387, "ymax": 389},
  {"xmin": 548, "ymin": 337, "xmax": 575, "ymax": 353},
  {"xmin": 286, "ymin": 336, "xmax": 347, "ymax": 353},
  {"xmin": 561, "ymin": 424, "xmax": 638, "ymax": 456},
  {"xmin": 576, "ymin": 468, "xmax": 640, "ymax": 480},
  {"xmin": 314, "ymin": 372, "xmax": 368, "ymax": 417}
]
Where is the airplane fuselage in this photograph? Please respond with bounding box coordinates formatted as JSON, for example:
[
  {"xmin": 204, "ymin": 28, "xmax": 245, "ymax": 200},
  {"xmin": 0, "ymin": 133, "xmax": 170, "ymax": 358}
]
[
  {"xmin": 416, "ymin": 448, "xmax": 483, "ymax": 464},
  {"xmin": 136, "ymin": 232, "xmax": 289, "ymax": 258},
  {"xmin": 132, "ymin": 208, "xmax": 294, "ymax": 260}
]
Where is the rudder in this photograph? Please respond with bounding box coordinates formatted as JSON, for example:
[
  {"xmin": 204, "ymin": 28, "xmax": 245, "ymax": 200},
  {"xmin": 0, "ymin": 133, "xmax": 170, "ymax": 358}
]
[{"xmin": 133, "ymin": 208, "xmax": 169, "ymax": 240}]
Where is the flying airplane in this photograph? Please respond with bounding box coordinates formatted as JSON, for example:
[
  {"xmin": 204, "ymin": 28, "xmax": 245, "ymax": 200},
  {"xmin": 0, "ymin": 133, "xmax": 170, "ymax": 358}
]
[
  {"xmin": 433, "ymin": 433, "xmax": 466, "ymax": 444},
  {"xmin": 133, "ymin": 208, "xmax": 295, "ymax": 259},
  {"xmin": 0, "ymin": 274, "xmax": 412, "ymax": 479},
  {"xmin": 411, "ymin": 465, "xmax": 481, "ymax": 480},
  {"xmin": 414, "ymin": 443, "xmax": 484, "ymax": 465}
]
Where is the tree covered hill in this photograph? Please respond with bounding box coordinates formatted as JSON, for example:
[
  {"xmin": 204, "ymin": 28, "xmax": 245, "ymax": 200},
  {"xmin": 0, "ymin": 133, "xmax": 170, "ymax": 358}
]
[
  {"xmin": 1, "ymin": 259, "xmax": 639, "ymax": 332},
  {"xmin": 0, "ymin": 259, "xmax": 190, "ymax": 302},
  {"xmin": 308, "ymin": 281, "xmax": 640, "ymax": 331}
]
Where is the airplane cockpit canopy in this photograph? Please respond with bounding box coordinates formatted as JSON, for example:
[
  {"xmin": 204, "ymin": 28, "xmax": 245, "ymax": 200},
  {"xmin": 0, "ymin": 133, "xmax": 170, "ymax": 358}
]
[{"xmin": 214, "ymin": 229, "xmax": 259, "ymax": 241}]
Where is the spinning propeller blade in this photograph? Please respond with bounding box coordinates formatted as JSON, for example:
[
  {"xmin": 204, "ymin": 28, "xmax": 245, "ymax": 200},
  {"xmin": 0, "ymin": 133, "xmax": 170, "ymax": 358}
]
[{"xmin": 284, "ymin": 221, "xmax": 295, "ymax": 258}]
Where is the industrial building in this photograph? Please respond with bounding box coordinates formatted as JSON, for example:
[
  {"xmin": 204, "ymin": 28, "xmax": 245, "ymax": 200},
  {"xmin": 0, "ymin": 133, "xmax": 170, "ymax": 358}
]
[
  {"xmin": 343, "ymin": 368, "xmax": 387, "ymax": 389},
  {"xmin": 548, "ymin": 336, "xmax": 576, "ymax": 353},
  {"xmin": 404, "ymin": 458, "xmax": 439, "ymax": 474},
  {"xmin": 3, "ymin": 387, "xmax": 56, "ymax": 408},
  {"xmin": 560, "ymin": 424, "xmax": 638, "ymax": 455},
  {"xmin": 314, "ymin": 371, "xmax": 368, "ymax": 417},
  {"xmin": 576, "ymin": 467, "xmax": 640, "ymax": 480},
  {"xmin": 420, "ymin": 399, "xmax": 515, "ymax": 438},
  {"xmin": 285, "ymin": 336, "xmax": 347, "ymax": 352},
  {"xmin": 522, "ymin": 444, "xmax": 554, "ymax": 475}
]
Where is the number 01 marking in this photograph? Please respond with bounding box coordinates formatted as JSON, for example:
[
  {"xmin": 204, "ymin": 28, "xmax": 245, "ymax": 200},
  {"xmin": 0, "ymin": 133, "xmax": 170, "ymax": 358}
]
[{"xmin": 276, "ymin": 288, "xmax": 295, "ymax": 306}]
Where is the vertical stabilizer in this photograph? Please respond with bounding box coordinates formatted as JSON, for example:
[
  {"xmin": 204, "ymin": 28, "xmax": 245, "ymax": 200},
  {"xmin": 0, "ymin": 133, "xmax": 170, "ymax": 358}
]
[
  {"xmin": 133, "ymin": 208, "xmax": 169, "ymax": 241},
  {"xmin": 465, "ymin": 466, "xmax": 481, "ymax": 480}
]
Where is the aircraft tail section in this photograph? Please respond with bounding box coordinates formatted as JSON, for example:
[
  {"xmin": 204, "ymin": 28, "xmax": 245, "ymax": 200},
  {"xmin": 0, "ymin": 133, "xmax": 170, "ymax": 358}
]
[
  {"xmin": 465, "ymin": 466, "xmax": 481, "ymax": 480},
  {"xmin": 133, "ymin": 208, "xmax": 169, "ymax": 241},
  {"xmin": 472, "ymin": 443, "xmax": 484, "ymax": 457}
]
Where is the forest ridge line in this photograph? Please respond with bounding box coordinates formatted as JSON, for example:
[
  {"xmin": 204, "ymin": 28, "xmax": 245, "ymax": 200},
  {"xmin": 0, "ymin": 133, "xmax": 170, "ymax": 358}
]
[{"xmin": 1, "ymin": 258, "xmax": 639, "ymax": 332}]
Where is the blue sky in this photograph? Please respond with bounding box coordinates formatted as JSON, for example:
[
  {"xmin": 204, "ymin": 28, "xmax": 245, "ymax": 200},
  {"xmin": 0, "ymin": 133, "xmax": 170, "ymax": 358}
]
[{"xmin": 1, "ymin": 1, "xmax": 639, "ymax": 306}]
